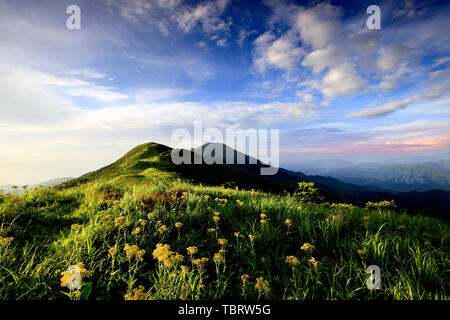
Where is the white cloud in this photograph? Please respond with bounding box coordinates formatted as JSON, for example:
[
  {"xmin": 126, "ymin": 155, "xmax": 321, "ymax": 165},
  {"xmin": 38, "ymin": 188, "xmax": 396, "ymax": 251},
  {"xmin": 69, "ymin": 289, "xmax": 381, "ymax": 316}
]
[
  {"xmin": 294, "ymin": 3, "xmax": 340, "ymax": 49},
  {"xmin": 68, "ymin": 69, "xmax": 107, "ymax": 79},
  {"xmin": 253, "ymin": 31, "xmax": 304, "ymax": 72},
  {"xmin": 0, "ymin": 65, "xmax": 129, "ymax": 115},
  {"xmin": 432, "ymin": 56, "xmax": 450, "ymax": 68},
  {"xmin": 377, "ymin": 44, "xmax": 414, "ymax": 71},
  {"xmin": 296, "ymin": 91, "xmax": 314, "ymax": 102},
  {"xmin": 349, "ymin": 86, "xmax": 450, "ymax": 118},
  {"xmin": 301, "ymin": 45, "xmax": 344, "ymax": 73},
  {"xmin": 319, "ymin": 64, "xmax": 366, "ymax": 100},
  {"xmin": 216, "ymin": 38, "xmax": 228, "ymax": 47},
  {"xmin": 109, "ymin": 0, "xmax": 153, "ymax": 22},
  {"xmin": 173, "ymin": 0, "xmax": 231, "ymax": 33},
  {"xmin": 276, "ymin": 102, "xmax": 324, "ymax": 118},
  {"xmin": 68, "ymin": 86, "xmax": 129, "ymax": 102},
  {"xmin": 428, "ymin": 67, "xmax": 450, "ymax": 83},
  {"xmin": 134, "ymin": 87, "xmax": 193, "ymax": 103},
  {"xmin": 156, "ymin": 0, "xmax": 181, "ymax": 9},
  {"xmin": 380, "ymin": 68, "xmax": 408, "ymax": 90}
]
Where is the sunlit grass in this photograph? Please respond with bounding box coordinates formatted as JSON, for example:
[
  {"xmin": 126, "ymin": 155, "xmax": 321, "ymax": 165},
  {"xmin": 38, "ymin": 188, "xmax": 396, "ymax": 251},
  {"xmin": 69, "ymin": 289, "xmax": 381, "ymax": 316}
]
[{"xmin": 0, "ymin": 179, "xmax": 448, "ymax": 300}]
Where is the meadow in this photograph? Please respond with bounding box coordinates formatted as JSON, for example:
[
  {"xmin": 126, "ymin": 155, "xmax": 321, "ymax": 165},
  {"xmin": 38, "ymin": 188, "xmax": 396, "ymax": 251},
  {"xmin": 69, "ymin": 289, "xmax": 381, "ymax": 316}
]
[{"xmin": 0, "ymin": 179, "xmax": 448, "ymax": 300}]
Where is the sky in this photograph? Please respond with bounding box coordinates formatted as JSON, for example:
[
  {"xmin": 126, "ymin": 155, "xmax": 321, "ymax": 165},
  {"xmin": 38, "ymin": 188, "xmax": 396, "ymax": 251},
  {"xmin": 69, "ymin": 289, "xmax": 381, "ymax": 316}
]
[{"xmin": 0, "ymin": 0, "xmax": 449, "ymax": 184}]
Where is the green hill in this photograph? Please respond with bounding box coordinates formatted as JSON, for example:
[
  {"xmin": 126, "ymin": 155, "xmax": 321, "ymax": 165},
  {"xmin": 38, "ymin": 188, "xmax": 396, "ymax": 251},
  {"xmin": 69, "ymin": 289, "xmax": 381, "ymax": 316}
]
[
  {"xmin": 59, "ymin": 142, "xmax": 450, "ymax": 218},
  {"xmin": 62, "ymin": 142, "xmax": 295, "ymax": 193}
]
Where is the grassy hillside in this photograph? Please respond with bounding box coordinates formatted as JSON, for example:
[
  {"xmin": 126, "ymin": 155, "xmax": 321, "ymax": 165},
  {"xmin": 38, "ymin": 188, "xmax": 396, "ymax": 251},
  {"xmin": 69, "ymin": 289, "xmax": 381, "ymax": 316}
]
[{"xmin": 0, "ymin": 142, "xmax": 449, "ymax": 300}]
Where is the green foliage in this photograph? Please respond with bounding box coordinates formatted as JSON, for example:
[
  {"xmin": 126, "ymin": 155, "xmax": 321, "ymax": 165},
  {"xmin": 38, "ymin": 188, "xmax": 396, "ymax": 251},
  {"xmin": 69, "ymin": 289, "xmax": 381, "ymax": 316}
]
[
  {"xmin": 365, "ymin": 200, "xmax": 397, "ymax": 210},
  {"xmin": 0, "ymin": 179, "xmax": 448, "ymax": 300},
  {"xmin": 295, "ymin": 182, "xmax": 324, "ymax": 204}
]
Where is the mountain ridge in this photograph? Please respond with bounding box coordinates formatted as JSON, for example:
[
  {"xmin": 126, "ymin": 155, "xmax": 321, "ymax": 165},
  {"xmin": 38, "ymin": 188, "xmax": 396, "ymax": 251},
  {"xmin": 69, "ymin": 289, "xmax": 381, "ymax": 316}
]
[{"xmin": 59, "ymin": 142, "xmax": 450, "ymax": 218}]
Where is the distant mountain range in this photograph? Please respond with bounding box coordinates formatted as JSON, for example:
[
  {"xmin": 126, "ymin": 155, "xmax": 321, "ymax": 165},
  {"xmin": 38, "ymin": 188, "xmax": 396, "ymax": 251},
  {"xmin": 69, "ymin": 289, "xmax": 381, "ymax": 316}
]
[
  {"xmin": 295, "ymin": 159, "xmax": 450, "ymax": 192},
  {"xmin": 58, "ymin": 142, "xmax": 450, "ymax": 218},
  {"xmin": 0, "ymin": 177, "xmax": 74, "ymax": 194}
]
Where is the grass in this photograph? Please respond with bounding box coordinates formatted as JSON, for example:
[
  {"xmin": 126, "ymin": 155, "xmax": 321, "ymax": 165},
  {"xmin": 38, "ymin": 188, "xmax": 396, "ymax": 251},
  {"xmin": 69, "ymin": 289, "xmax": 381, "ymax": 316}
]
[{"xmin": 0, "ymin": 178, "xmax": 449, "ymax": 300}]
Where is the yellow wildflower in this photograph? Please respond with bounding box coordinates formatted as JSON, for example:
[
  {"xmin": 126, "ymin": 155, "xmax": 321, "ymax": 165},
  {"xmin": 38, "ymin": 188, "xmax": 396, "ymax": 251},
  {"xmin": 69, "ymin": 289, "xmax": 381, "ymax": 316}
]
[
  {"xmin": 285, "ymin": 219, "xmax": 292, "ymax": 226},
  {"xmin": 124, "ymin": 244, "xmax": 145, "ymax": 260},
  {"xmin": 234, "ymin": 232, "xmax": 240, "ymax": 238},
  {"xmin": 300, "ymin": 243, "xmax": 315, "ymax": 253},
  {"xmin": 60, "ymin": 262, "xmax": 91, "ymax": 288},
  {"xmin": 186, "ymin": 246, "xmax": 198, "ymax": 255},
  {"xmin": 124, "ymin": 285, "xmax": 146, "ymax": 300},
  {"xmin": 248, "ymin": 234, "xmax": 256, "ymax": 241},
  {"xmin": 108, "ymin": 246, "xmax": 118, "ymax": 257},
  {"xmin": 193, "ymin": 257, "xmax": 209, "ymax": 267},
  {"xmin": 213, "ymin": 211, "xmax": 221, "ymax": 216},
  {"xmin": 357, "ymin": 249, "xmax": 368, "ymax": 257},
  {"xmin": 101, "ymin": 215, "xmax": 111, "ymax": 222},
  {"xmin": 236, "ymin": 199, "xmax": 244, "ymax": 206},
  {"xmin": 255, "ymin": 277, "xmax": 270, "ymax": 293},
  {"xmin": 0, "ymin": 236, "xmax": 14, "ymax": 246},
  {"xmin": 213, "ymin": 251, "xmax": 224, "ymax": 262},
  {"xmin": 218, "ymin": 238, "xmax": 228, "ymax": 246},
  {"xmin": 131, "ymin": 227, "xmax": 141, "ymax": 236},
  {"xmin": 207, "ymin": 228, "xmax": 216, "ymax": 233},
  {"xmin": 213, "ymin": 216, "xmax": 221, "ymax": 222},
  {"xmin": 241, "ymin": 274, "xmax": 250, "ymax": 284},
  {"xmin": 114, "ymin": 216, "xmax": 126, "ymax": 227},
  {"xmin": 74, "ymin": 290, "xmax": 81, "ymax": 299},
  {"xmin": 260, "ymin": 213, "xmax": 268, "ymax": 219},
  {"xmin": 157, "ymin": 225, "xmax": 168, "ymax": 234},
  {"xmin": 175, "ymin": 222, "xmax": 183, "ymax": 229},
  {"xmin": 309, "ymin": 257, "xmax": 319, "ymax": 269},
  {"xmin": 138, "ymin": 219, "xmax": 147, "ymax": 226},
  {"xmin": 285, "ymin": 255, "xmax": 300, "ymax": 267},
  {"xmin": 152, "ymin": 243, "xmax": 183, "ymax": 267},
  {"xmin": 260, "ymin": 219, "xmax": 267, "ymax": 224}
]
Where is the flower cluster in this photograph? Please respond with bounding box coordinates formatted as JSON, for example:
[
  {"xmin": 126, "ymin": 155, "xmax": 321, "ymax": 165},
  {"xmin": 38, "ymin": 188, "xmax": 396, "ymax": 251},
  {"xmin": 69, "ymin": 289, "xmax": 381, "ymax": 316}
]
[
  {"xmin": 357, "ymin": 249, "xmax": 367, "ymax": 257},
  {"xmin": 285, "ymin": 255, "xmax": 300, "ymax": 267},
  {"xmin": 0, "ymin": 236, "xmax": 14, "ymax": 246},
  {"xmin": 300, "ymin": 243, "xmax": 315, "ymax": 254},
  {"xmin": 175, "ymin": 222, "xmax": 183, "ymax": 229},
  {"xmin": 309, "ymin": 257, "xmax": 319, "ymax": 269},
  {"xmin": 157, "ymin": 224, "xmax": 168, "ymax": 234},
  {"xmin": 60, "ymin": 262, "xmax": 92, "ymax": 289},
  {"xmin": 241, "ymin": 274, "xmax": 250, "ymax": 284},
  {"xmin": 255, "ymin": 277, "xmax": 270, "ymax": 293},
  {"xmin": 152, "ymin": 243, "xmax": 183, "ymax": 267},
  {"xmin": 124, "ymin": 285, "xmax": 146, "ymax": 300},
  {"xmin": 186, "ymin": 246, "xmax": 198, "ymax": 255},
  {"xmin": 131, "ymin": 227, "xmax": 141, "ymax": 236},
  {"xmin": 213, "ymin": 249, "xmax": 225, "ymax": 262},
  {"xmin": 193, "ymin": 257, "xmax": 209, "ymax": 267},
  {"xmin": 124, "ymin": 244, "xmax": 146, "ymax": 260},
  {"xmin": 108, "ymin": 246, "xmax": 119, "ymax": 257}
]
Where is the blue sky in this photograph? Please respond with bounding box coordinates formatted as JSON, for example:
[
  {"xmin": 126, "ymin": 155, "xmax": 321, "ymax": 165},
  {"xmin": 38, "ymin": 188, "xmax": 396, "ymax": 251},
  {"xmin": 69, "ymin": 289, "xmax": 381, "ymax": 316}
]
[{"xmin": 0, "ymin": 0, "xmax": 449, "ymax": 184}]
